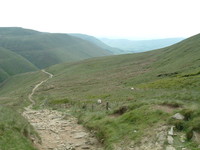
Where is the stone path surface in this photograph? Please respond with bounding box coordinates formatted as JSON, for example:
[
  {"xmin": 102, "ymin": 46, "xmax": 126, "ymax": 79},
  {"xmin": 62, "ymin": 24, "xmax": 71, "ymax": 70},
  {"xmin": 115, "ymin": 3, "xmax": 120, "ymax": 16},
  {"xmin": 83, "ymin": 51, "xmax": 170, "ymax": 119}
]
[
  {"xmin": 23, "ymin": 109, "xmax": 102, "ymax": 150},
  {"xmin": 23, "ymin": 70, "xmax": 103, "ymax": 150}
]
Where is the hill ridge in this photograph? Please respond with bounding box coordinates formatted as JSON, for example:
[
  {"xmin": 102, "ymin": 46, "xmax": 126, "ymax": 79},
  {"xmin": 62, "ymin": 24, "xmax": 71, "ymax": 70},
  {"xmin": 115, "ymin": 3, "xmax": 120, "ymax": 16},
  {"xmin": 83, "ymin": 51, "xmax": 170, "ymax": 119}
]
[{"xmin": 0, "ymin": 27, "xmax": 113, "ymax": 82}]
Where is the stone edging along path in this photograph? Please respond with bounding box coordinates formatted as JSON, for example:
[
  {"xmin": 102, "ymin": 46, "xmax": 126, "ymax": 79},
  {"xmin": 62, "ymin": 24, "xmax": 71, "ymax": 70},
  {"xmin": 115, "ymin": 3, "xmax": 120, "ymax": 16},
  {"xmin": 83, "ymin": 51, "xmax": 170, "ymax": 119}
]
[{"xmin": 23, "ymin": 70, "xmax": 103, "ymax": 150}]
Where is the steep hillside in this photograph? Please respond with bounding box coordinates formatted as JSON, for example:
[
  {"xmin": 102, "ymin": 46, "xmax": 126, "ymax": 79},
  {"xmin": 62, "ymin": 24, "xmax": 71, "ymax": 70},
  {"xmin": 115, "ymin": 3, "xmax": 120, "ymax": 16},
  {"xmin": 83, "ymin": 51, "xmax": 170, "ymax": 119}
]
[
  {"xmin": 44, "ymin": 33, "xmax": 200, "ymax": 92},
  {"xmin": 0, "ymin": 27, "xmax": 112, "ymax": 69},
  {"xmin": 0, "ymin": 47, "xmax": 37, "ymax": 82},
  {"xmin": 70, "ymin": 34, "xmax": 124, "ymax": 54},
  {"xmin": 100, "ymin": 37, "xmax": 184, "ymax": 52}
]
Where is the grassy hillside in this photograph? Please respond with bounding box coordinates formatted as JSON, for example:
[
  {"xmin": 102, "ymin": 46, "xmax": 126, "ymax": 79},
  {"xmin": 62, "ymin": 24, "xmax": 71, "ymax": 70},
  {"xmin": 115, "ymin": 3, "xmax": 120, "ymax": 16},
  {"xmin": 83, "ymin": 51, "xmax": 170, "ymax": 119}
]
[
  {"xmin": 0, "ymin": 33, "xmax": 200, "ymax": 149},
  {"xmin": 0, "ymin": 71, "xmax": 47, "ymax": 150},
  {"xmin": 0, "ymin": 106, "xmax": 38, "ymax": 150},
  {"xmin": 0, "ymin": 27, "xmax": 112, "ymax": 69},
  {"xmin": 0, "ymin": 47, "xmax": 37, "ymax": 82},
  {"xmin": 34, "ymin": 33, "xmax": 199, "ymax": 149},
  {"xmin": 70, "ymin": 34, "xmax": 124, "ymax": 54},
  {"xmin": 100, "ymin": 37, "xmax": 184, "ymax": 52}
]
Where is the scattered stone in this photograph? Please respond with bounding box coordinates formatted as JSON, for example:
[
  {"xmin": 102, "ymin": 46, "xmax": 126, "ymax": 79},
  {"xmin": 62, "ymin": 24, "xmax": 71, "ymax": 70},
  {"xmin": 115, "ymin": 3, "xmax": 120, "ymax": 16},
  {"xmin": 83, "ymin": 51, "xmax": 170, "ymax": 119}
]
[
  {"xmin": 192, "ymin": 131, "xmax": 200, "ymax": 143},
  {"xmin": 168, "ymin": 126, "xmax": 174, "ymax": 136},
  {"xmin": 67, "ymin": 146, "xmax": 75, "ymax": 150},
  {"xmin": 167, "ymin": 135, "xmax": 174, "ymax": 145},
  {"xmin": 166, "ymin": 145, "xmax": 176, "ymax": 150},
  {"xmin": 182, "ymin": 148, "xmax": 189, "ymax": 150},
  {"xmin": 180, "ymin": 134, "xmax": 186, "ymax": 143},
  {"xmin": 172, "ymin": 113, "xmax": 185, "ymax": 120},
  {"xmin": 156, "ymin": 129, "xmax": 167, "ymax": 144},
  {"xmin": 85, "ymin": 139, "xmax": 95, "ymax": 145},
  {"xmin": 74, "ymin": 132, "xmax": 88, "ymax": 139},
  {"xmin": 37, "ymin": 127, "xmax": 46, "ymax": 130},
  {"xmin": 75, "ymin": 143, "xmax": 82, "ymax": 147}
]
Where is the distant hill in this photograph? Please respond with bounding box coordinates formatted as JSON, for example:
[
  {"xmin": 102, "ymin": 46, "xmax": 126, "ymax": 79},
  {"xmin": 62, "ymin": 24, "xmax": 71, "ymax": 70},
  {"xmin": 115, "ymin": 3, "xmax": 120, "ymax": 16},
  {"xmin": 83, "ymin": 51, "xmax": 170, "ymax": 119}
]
[
  {"xmin": 0, "ymin": 27, "xmax": 112, "ymax": 69},
  {"xmin": 70, "ymin": 33, "xmax": 123, "ymax": 54},
  {"xmin": 0, "ymin": 47, "xmax": 37, "ymax": 82},
  {"xmin": 100, "ymin": 37, "xmax": 184, "ymax": 52}
]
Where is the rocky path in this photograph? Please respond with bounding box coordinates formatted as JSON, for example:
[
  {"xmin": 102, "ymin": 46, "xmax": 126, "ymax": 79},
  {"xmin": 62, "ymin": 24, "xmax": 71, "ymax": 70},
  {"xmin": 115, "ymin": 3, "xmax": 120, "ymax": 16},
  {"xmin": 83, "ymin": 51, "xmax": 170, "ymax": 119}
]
[{"xmin": 23, "ymin": 70, "xmax": 103, "ymax": 150}]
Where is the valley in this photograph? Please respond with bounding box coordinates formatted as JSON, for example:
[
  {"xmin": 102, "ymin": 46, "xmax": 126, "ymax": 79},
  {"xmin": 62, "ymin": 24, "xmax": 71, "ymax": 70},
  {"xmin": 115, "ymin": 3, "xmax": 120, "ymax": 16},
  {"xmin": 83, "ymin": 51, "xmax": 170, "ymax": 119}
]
[{"xmin": 0, "ymin": 28, "xmax": 200, "ymax": 150}]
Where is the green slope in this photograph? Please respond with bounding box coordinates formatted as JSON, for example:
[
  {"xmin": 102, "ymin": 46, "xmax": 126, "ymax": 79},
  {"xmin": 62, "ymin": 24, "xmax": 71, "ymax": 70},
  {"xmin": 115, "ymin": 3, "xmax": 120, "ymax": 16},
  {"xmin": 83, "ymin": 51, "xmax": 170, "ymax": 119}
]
[
  {"xmin": 0, "ymin": 47, "xmax": 37, "ymax": 82},
  {"xmin": 70, "ymin": 33, "xmax": 124, "ymax": 54},
  {"xmin": 45, "ymin": 33, "xmax": 200, "ymax": 94},
  {"xmin": 0, "ymin": 27, "xmax": 112, "ymax": 69},
  {"xmin": 0, "ymin": 71, "xmax": 47, "ymax": 150}
]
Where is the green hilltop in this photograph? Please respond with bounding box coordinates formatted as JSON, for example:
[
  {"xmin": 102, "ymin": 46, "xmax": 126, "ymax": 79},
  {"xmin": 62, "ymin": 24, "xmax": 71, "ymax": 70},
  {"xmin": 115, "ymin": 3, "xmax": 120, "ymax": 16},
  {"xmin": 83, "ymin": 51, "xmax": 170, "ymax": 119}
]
[{"xmin": 0, "ymin": 27, "xmax": 112, "ymax": 69}]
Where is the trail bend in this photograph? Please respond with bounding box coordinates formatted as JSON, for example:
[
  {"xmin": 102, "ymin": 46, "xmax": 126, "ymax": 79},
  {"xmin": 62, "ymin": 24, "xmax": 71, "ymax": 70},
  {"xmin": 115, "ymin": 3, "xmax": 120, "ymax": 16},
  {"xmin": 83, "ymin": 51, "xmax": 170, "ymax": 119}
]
[{"xmin": 23, "ymin": 70, "xmax": 102, "ymax": 150}]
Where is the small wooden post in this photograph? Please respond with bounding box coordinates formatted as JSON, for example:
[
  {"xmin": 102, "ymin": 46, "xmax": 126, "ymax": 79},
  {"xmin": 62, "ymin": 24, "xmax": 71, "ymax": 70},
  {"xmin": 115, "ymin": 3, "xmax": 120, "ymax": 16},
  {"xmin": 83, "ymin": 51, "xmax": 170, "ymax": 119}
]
[
  {"xmin": 82, "ymin": 103, "xmax": 86, "ymax": 110},
  {"xmin": 106, "ymin": 102, "xmax": 109, "ymax": 111},
  {"xmin": 92, "ymin": 104, "xmax": 94, "ymax": 112}
]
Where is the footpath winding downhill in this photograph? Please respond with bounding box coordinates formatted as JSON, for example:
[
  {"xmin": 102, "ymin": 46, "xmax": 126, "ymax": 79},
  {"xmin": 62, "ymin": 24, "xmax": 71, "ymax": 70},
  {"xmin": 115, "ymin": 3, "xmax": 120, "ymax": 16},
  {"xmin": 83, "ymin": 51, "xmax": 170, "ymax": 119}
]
[{"xmin": 23, "ymin": 70, "xmax": 103, "ymax": 150}]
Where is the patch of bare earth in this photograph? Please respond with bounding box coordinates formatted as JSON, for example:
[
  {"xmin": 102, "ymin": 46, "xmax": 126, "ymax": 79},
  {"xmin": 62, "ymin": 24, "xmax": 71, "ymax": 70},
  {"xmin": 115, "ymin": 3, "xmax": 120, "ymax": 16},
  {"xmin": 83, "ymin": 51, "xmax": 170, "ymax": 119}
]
[{"xmin": 154, "ymin": 105, "xmax": 181, "ymax": 113}]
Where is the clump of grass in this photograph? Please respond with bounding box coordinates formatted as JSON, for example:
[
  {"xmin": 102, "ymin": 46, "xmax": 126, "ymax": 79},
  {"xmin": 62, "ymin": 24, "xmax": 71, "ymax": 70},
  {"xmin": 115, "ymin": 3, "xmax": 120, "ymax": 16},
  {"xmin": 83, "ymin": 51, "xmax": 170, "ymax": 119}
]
[
  {"xmin": 73, "ymin": 103, "xmax": 168, "ymax": 150},
  {"xmin": 181, "ymin": 70, "xmax": 200, "ymax": 77},
  {"xmin": 0, "ymin": 106, "xmax": 38, "ymax": 150},
  {"xmin": 169, "ymin": 120, "xmax": 186, "ymax": 131},
  {"xmin": 186, "ymin": 118, "xmax": 200, "ymax": 140},
  {"xmin": 168, "ymin": 108, "xmax": 200, "ymax": 142},
  {"xmin": 161, "ymin": 101, "xmax": 182, "ymax": 108},
  {"xmin": 49, "ymin": 98, "xmax": 70, "ymax": 105}
]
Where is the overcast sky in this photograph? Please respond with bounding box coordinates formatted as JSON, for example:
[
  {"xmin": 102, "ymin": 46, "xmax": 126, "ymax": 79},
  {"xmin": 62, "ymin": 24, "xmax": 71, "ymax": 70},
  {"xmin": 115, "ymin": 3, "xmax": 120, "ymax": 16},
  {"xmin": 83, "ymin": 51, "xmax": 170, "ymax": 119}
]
[{"xmin": 1, "ymin": 0, "xmax": 200, "ymax": 39}]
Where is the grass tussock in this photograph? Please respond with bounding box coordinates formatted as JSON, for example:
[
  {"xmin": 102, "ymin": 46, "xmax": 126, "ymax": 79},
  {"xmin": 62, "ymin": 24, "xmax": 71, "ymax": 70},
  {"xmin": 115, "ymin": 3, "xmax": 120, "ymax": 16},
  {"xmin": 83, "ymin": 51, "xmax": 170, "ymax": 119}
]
[
  {"xmin": 73, "ymin": 103, "xmax": 169, "ymax": 150},
  {"xmin": 168, "ymin": 108, "xmax": 200, "ymax": 142},
  {"xmin": 0, "ymin": 106, "xmax": 38, "ymax": 150}
]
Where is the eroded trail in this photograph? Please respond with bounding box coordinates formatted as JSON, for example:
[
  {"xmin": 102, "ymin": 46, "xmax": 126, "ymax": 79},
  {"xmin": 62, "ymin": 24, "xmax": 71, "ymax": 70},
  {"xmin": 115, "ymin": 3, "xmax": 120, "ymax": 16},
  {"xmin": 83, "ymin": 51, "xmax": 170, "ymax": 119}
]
[{"xmin": 23, "ymin": 70, "xmax": 102, "ymax": 150}]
